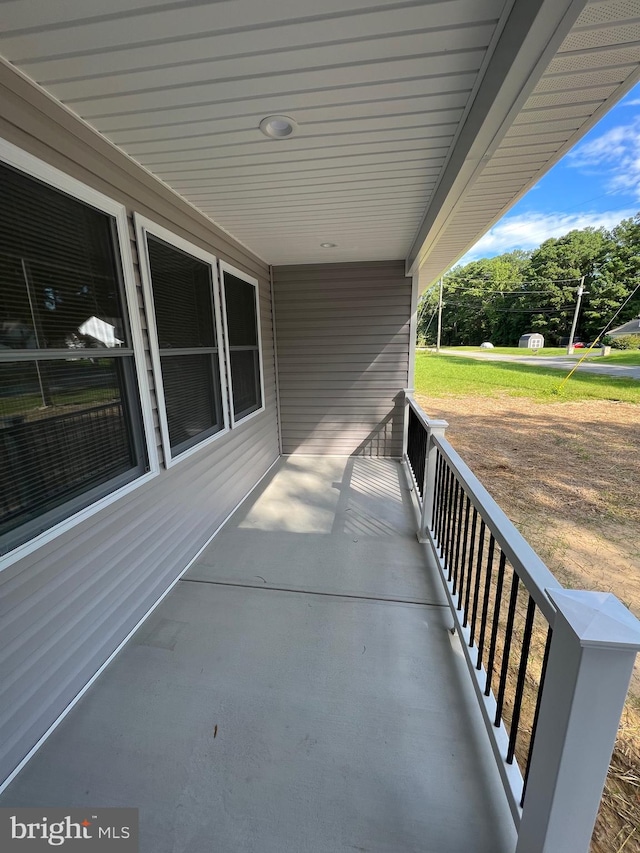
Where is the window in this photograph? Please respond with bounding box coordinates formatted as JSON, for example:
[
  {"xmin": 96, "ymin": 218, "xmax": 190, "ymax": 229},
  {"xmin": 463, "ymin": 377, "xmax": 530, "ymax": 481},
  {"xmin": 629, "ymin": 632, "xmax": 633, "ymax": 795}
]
[
  {"xmin": 0, "ymin": 145, "xmax": 153, "ymax": 559},
  {"xmin": 220, "ymin": 262, "xmax": 264, "ymax": 424},
  {"xmin": 135, "ymin": 217, "xmax": 228, "ymax": 463}
]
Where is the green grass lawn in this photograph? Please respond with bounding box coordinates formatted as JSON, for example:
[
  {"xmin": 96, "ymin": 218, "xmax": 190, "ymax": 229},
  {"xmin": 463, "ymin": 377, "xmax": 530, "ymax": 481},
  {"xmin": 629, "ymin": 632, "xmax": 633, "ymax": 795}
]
[
  {"xmin": 415, "ymin": 352, "xmax": 640, "ymax": 403},
  {"xmin": 595, "ymin": 350, "xmax": 640, "ymax": 366},
  {"xmin": 0, "ymin": 387, "xmax": 117, "ymax": 416}
]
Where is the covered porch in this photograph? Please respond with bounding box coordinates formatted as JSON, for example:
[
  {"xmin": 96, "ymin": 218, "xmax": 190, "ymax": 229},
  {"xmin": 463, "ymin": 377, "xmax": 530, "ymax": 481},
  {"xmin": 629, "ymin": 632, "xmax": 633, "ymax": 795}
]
[
  {"xmin": 2, "ymin": 2, "xmax": 640, "ymax": 850},
  {"xmin": 0, "ymin": 455, "xmax": 516, "ymax": 852}
]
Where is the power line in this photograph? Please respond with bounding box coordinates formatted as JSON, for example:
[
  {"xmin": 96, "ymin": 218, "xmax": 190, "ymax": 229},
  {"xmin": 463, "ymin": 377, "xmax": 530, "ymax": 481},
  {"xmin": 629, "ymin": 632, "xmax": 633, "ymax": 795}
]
[
  {"xmin": 418, "ymin": 303, "xmax": 438, "ymax": 335},
  {"xmin": 441, "ymin": 290, "xmax": 568, "ymax": 298},
  {"xmin": 558, "ymin": 279, "xmax": 640, "ymax": 390},
  {"xmin": 482, "ymin": 290, "xmax": 564, "ymax": 296},
  {"xmin": 444, "ymin": 277, "xmax": 583, "ymax": 290},
  {"xmin": 595, "ymin": 280, "xmax": 640, "ymax": 339},
  {"xmin": 442, "ymin": 276, "xmax": 640, "ymax": 294},
  {"xmin": 474, "ymin": 310, "xmax": 571, "ymax": 315},
  {"xmin": 442, "ymin": 300, "xmax": 574, "ymax": 311}
]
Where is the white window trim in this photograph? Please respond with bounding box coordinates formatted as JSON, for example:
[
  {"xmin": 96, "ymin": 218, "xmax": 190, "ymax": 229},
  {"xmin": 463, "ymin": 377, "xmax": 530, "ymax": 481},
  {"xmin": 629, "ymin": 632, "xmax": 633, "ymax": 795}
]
[
  {"xmin": 0, "ymin": 137, "xmax": 159, "ymax": 573},
  {"xmin": 218, "ymin": 260, "xmax": 266, "ymax": 427},
  {"xmin": 134, "ymin": 214, "xmax": 230, "ymax": 467}
]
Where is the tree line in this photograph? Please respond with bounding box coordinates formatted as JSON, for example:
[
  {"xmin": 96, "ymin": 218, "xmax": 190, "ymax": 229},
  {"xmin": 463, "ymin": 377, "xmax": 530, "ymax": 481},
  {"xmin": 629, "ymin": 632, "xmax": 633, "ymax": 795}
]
[{"xmin": 418, "ymin": 214, "xmax": 640, "ymax": 346}]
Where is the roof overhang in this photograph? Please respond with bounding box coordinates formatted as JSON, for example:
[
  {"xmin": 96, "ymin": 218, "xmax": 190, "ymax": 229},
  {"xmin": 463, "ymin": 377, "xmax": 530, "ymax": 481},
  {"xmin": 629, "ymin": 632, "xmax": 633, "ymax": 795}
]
[
  {"xmin": 414, "ymin": 0, "xmax": 640, "ymax": 286},
  {"xmin": 1, "ymin": 0, "xmax": 639, "ymax": 282}
]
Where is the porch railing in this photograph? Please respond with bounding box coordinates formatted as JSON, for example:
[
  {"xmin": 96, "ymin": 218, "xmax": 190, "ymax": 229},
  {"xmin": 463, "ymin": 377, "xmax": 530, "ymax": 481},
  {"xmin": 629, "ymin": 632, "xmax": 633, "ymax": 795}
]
[
  {"xmin": 0, "ymin": 402, "xmax": 131, "ymax": 530},
  {"xmin": 402, "ymin": 390, "xmax": 640, "ymax": 853}
]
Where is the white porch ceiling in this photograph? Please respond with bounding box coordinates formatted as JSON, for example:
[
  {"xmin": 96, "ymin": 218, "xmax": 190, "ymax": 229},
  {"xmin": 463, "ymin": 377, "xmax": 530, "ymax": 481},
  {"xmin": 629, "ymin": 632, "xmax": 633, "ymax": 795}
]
[{"xmin": 1, "ymin": 0, "xmax": 639, "ymax": 277}]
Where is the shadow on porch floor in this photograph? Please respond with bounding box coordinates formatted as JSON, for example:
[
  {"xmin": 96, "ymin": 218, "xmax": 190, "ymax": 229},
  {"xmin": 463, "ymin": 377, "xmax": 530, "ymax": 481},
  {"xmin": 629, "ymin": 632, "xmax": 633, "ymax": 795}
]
[{"xmin": 1, "ymin": 456, "xmax": 517, "ymax": 853}]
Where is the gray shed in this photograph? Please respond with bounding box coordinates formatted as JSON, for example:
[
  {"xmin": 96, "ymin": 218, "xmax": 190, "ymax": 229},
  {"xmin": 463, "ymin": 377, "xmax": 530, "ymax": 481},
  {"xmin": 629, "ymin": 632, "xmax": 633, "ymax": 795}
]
[{"xmin": 519, "ymin": 333, "xmax": 545, "ymax": 349}]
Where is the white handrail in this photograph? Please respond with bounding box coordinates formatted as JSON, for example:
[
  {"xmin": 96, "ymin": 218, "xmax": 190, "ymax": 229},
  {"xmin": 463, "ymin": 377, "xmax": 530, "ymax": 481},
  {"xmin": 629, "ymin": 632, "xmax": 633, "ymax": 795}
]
[
  {"xmin": 404, "ymin": 392, "xmax": 640, "ymax": 852},
  {"xmin": 406, "ymin": 394, "xmax": 559, "ymax": 623}
]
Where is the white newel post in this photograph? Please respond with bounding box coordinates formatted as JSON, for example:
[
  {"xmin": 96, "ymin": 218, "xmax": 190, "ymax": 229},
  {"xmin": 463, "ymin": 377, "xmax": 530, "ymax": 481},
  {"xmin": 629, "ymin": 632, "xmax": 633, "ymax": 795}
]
[
  {"xmin": 516, "ymin": 589, "xmax": 640, "ymax": 853},
  {"xmin": 419, "ymin": 419, "xmax": 448, "ymax": 541},
  {"xmin": 402, "ymin": 388, "xmax": 414, "ymax": 461}
]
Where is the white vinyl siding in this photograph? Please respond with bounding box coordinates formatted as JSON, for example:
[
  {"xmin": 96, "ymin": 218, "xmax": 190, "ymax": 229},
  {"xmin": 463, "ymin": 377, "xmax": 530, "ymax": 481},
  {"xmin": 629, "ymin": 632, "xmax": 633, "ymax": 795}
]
[
  {"xmin": 273, "ymin": 260, "xmax": 411, "ymax": 457},
  {"xmin": 0, "ymin": 76, "xmax": 279, "ymax": 788}
]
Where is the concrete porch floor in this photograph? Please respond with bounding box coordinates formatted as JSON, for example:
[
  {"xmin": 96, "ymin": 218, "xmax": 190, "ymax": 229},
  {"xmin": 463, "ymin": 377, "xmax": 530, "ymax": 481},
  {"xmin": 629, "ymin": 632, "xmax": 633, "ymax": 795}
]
[{"xmin": 1, "ymin": 457, "xmax": 516, "ymax": 852}]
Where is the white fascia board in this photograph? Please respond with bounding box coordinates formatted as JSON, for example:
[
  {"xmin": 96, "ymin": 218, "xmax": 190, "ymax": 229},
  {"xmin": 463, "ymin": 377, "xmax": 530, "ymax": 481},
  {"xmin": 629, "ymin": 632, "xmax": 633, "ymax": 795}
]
[
  {"xmin": 417, "ymin": 63, "xmax": 640, "ymax": 290},
  {"xmin": 406, "ymin": 0, "xmax": 588, "ymax": 276}
]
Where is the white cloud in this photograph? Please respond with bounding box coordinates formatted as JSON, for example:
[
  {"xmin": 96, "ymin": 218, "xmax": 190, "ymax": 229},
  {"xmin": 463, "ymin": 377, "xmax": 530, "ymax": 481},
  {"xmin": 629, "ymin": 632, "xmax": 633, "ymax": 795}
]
[
  {"xmin": 568, "ymin": 117, "xmax": 640, "ymax": 199},
  {"xmin": 458, "ymin": 209, "xmax": 635, "ymax": 264}
]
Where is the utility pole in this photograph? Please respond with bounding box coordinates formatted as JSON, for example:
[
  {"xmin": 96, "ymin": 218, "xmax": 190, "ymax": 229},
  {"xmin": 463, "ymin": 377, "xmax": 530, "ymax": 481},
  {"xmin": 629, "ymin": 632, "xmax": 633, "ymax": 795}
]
[
  {"xmin": 567, "ymin": 276, "xmax": 587, "ymax": 355},
  {"xmin": 436, "ymin": 276, "xmax": 443, "ymax": 353}
]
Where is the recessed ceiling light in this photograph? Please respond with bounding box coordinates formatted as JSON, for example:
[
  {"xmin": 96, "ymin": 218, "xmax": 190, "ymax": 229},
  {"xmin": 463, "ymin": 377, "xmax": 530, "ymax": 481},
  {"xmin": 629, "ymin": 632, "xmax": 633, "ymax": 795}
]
[
  {"xmin": 320, "ymin": 242, "xmax": 337, "ymax": 248},
  {"xmin": 259, "ymin": 115, "xmax": 298, "ymax": 139}
]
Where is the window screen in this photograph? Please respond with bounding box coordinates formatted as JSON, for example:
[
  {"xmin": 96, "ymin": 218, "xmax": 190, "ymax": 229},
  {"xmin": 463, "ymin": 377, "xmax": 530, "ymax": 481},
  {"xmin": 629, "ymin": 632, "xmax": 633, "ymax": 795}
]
[
  {"xmin": 222, "ymin": 271, "xmax": 262, "ymax": 422},
  {"xmin": 145, "ymin": 235, "xmax": 224, "ymax": 456},
  {"xmin": 0, "ymin": 161, "xmax": 147, "ymax": 555}
]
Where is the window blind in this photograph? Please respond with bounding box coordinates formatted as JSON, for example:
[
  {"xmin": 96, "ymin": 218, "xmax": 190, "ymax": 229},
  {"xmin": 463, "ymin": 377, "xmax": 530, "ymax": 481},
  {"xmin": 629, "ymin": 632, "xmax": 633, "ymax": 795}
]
[
  {"xmin": 0, "ymin": 161, "xmax": 146, "ymax": 555},
  {"xmin": 222, "ymin": 271, "xmax": 262, "ymax": 421},
  {"xmin": 146, "ymin": 234, "xmax": 224, "ymax": 456}
]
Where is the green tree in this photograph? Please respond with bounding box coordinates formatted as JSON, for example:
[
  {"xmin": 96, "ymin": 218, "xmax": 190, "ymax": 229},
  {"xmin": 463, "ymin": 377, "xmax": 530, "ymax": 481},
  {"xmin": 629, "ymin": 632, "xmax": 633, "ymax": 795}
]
[
  {"xmin": 417, "ymin": 252, "xmax": 532, "ymax": 346},
  {"xmin": 587, "ymin": 215, "xmax": 640, "ymax": 339},
  {"xmin": 417, "ymin": 217, "xmax": 640, "ymax": 347},
  {"xmin": 522, "ymin": 228, "xmax": 612, "ymax": 343}
]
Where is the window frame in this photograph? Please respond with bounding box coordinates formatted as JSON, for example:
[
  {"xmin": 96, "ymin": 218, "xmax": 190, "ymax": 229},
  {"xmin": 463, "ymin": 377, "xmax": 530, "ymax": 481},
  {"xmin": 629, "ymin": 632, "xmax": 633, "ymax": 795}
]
[
  {"xmin": 0, "ymin": 137, "xmax": 159, "ymax": 572},
  {"xmin": 219, "ymin": 260, "xmax": 266, "ymax": 427},
  {"xmin": 134, "ymin": 214, "xmax": 230, "ymax": 467}
]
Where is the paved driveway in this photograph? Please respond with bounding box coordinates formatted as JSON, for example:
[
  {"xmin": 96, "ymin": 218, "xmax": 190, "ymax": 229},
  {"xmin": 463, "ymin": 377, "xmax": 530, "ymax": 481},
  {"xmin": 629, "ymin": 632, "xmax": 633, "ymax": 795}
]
[{"xmin": 436, "ymin": 349, "xmax": 640, "ymax": 380}]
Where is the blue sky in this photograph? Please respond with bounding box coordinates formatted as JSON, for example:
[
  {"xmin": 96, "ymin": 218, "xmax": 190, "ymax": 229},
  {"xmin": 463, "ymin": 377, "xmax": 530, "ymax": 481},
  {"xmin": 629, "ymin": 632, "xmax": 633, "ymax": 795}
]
[{"xmin": 459, "ymin": 81, "xmax": 640, "ymax": 263}]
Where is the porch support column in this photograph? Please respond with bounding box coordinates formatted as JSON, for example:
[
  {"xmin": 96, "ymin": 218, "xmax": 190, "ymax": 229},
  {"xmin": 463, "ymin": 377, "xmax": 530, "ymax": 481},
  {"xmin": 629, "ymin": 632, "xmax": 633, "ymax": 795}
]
[
  {"xmin": 419, "ymin": 419, "xmax": 448, "ymax": 542},
  {"xmin": 516, "ymin": 589, "xmax": 640, "ymax": 853}
]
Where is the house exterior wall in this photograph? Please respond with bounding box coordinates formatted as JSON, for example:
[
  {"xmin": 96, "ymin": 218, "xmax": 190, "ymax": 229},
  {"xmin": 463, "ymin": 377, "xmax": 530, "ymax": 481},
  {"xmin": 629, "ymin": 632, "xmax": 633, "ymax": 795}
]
[
  {"xmin": 272, "ymin": 261, "xmax": 411, "ymax": 456},
  {"xmin": 0, "ymin": 65, "xmax": 279, "ymax": 785}
]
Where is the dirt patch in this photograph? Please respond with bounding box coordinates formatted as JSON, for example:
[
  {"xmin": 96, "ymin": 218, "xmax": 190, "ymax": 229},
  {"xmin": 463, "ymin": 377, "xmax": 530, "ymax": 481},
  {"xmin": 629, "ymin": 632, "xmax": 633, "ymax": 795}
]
[
  {"xmin": 415, "ymin": 392, "xmax": 640, "ymax": 853},
  {"xmin": 415, "ymin": 394, "xmax": 640, "ymax": 619}
]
